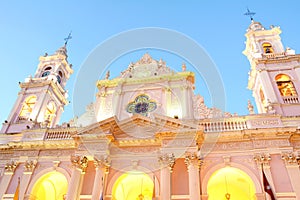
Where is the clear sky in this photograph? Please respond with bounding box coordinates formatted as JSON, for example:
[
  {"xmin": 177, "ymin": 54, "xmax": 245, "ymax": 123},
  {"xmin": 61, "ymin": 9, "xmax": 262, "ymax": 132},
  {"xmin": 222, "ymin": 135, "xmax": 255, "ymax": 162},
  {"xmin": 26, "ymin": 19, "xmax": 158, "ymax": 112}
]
[{"xmin": 1, "ymin": 1, "xmax": 300, "ymax": 124}]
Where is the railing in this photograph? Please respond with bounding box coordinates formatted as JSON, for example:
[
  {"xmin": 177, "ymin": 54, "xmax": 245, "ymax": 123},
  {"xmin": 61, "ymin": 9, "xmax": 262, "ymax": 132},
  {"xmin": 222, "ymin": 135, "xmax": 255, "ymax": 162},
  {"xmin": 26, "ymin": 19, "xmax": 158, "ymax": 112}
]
[
  {"xmin": 200, "ymin": 120, "xmax": 248, "ymax": 132},
  {"xmin": 282, "ymin": 96, "xmax": 299, "ymax": 104},
  {"xmin": 262, "ymin": 52, "xmax": 285, "ymax": 59},
  {"xmin": 44, "ymin": 130, "xmax": 73, "ymax": 140}
]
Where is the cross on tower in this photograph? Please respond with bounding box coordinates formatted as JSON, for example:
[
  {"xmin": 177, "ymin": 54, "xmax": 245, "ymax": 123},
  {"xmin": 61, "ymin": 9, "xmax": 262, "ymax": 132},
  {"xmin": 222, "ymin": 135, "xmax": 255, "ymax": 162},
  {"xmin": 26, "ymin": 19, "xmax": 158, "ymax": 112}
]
[
  {"xmin": 64, "ymin": 31, "xmax": 72, "ymax": 45},
  {"xmin": 244, "ymin": 8, "xmax": 256, "ymax": 21}
]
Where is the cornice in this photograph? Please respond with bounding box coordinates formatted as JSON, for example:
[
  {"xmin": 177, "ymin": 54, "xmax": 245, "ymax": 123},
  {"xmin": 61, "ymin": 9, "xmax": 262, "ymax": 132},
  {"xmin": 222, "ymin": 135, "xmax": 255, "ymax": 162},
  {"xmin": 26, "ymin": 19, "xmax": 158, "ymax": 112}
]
[{"xmin": 96, "ymin": 71, "xmax": 195, "ymax": 89}]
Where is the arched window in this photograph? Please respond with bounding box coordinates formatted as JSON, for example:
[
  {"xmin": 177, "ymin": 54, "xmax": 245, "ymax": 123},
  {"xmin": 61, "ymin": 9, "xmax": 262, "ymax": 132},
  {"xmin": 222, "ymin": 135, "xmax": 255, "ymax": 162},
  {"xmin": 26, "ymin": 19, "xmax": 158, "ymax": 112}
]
[
  {"xmin": 44, "ymin": 102, "xmax": 56, "ymax": 126},
  {"xmin": 56, "ymin": 71, "xmax": 63, "ymax": 84},
  {"xmin": 19, "ymin": 96, "xmax": 37, "ymax": 119},
  {"xmin": 41, "ymin": 66, "xmax": 52, "ymax": 77},
  {"xmin": 262, "ymin": 42, "xmax": 274, "ymax": 54},
  {"xmin": 276, "ymin": 74, "xmax": 297, "ymax": 96}
]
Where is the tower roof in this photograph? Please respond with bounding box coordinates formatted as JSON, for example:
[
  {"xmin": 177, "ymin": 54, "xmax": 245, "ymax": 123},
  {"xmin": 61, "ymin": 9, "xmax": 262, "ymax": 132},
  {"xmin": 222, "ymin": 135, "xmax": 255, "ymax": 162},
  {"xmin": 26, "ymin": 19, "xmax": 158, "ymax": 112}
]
[
  {"xmin": 247, "ymin": 20, "xmax": 266, "ymax": 32},
  {"xmin": 54, "ymin": 44, "xmax": 68, "ymax": 58}
]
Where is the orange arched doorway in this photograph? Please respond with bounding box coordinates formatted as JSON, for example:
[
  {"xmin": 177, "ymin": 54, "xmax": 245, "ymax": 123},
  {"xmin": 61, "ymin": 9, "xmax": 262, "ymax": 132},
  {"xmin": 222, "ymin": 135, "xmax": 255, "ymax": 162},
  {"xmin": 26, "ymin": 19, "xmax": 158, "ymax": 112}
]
[
  {"xmin": 207, "ymin": 167, "xmax": 256, "ymax": 200},
  {"xmin": 30, "ymin": 171, "xmax": 68, "ymax": 200},
  {"xmin": 112, "ymin": 171, "xmax": 154, "ymax": 200}
]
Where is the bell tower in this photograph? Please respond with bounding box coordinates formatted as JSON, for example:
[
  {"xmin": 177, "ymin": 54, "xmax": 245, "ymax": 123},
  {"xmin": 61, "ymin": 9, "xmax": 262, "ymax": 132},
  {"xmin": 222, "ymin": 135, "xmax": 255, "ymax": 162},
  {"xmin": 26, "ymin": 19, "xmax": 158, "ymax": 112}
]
[
  {"xmin": 1, "ymin": 43, "xmax": 73, "ymax": 133},
  {"xmin": 244, "ymin": 19, "xmax": 300, "ymax": 116}
]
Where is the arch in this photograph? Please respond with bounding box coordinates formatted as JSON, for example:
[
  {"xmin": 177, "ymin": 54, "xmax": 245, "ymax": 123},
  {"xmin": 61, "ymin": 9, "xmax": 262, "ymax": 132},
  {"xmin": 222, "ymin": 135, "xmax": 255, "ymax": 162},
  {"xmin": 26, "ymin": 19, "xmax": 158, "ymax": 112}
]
[
  {"xmin": 28, "ymin": 169, "xmax": 69, "ymax": 200},
  {"xmin": 111, "ymin": 171, "xmax": 154, "ymax": 200},
  {"xmin": 202, "ymin": 163, "xmax": 262, "ymax": 196},
  {"xmin": 206, "ymin": 167, "xmax": 256, "ymax": 200},
  {"xmin": 275, "ymin": 74, "xmax": 297, "ymax": 96},
  {"xmin": 44, "ymin": 101, "xmax": 57, "ymax": 126},
  {"xmin": 19, "ymin": 95, "xmax": 37, "ymax": 119},
  {"xmin": 56, "ymin": 70, "xmax": 64, "ymax": 84},
  {"xmin": 262, "ymin": 42, "xmax": 274, "ymax": 54},
  {"xmin": 106, "ymin": 165, "xmax": 158, "ymax": 195},
  {"xmin": 27, "ymin": 167, "xmax": 70, "ymax": 195}
]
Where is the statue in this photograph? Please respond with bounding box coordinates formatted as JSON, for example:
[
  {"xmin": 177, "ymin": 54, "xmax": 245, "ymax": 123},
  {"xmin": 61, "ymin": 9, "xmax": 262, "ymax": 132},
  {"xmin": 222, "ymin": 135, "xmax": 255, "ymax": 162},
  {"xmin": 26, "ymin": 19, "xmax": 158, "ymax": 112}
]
[{"xmin": 247, "ymin": 100, "xmax": 254, "ymax": 114}]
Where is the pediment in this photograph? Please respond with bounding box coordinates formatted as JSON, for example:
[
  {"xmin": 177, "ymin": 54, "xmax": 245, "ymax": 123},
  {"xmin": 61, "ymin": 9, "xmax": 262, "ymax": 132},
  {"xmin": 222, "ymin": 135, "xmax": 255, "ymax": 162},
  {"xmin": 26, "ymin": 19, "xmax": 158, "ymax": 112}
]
[{"xmin": 78, "ymin": 114, "xmax": 198, "ymax": 141}]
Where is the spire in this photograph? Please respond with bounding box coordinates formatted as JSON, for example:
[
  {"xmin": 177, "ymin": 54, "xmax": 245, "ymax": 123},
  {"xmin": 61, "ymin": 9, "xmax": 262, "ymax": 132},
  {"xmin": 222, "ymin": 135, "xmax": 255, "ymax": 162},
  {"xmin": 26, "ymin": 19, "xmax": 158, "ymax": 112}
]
[{"xmin": 54, "ymin": 32, "xmax": 72, "ymax": 58}]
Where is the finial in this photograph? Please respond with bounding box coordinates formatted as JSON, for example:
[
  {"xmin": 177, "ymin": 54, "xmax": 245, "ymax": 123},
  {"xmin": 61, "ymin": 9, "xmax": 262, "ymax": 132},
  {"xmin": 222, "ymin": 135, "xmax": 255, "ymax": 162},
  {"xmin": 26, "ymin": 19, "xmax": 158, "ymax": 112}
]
[
  {"xmin": 64, "ymin": 31, "xmax": 72, "ymax": 45},
  {"xmin": 244, "ymin": 7, "xmax": 256, "ymax": 21},
  {"xmin": 182, "ymin": 63, "xmax": 186, "ymax": 72},
  {"xmin": 105, "ymin": 70, "xmax": 110, "ymax": 79}
]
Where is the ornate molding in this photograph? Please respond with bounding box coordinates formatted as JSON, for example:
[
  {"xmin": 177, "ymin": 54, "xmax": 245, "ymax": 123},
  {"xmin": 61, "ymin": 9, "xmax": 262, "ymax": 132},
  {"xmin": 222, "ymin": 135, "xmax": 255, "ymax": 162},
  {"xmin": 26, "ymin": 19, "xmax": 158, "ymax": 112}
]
[
  {"xmin": 24, "ymin": 160, "xmax": 37, "ymax": 173},
  {"xmin": 70, "ymin": 155, "xmax": 88, "ymax": 172},
  {"xmin": 158, "ymin": 153, "xmax": 175, "ymax": 172},
  {"xmin": 281, "ymin": 152, "xmax": 299, "ymax": 166},
  {"xmin": 254, "ymin": 153, "xmax": 271, "ymax": 166},
  {"xmin": 5, "ymin": 160, "xmax": 18, "ymax": 173},
  {"xmin": 184, "ymin": 152, "xmax": 203, "ymax": 170},
  {"xmin": 94, "ymin": 156, "xmax": 111, "ymax": 173}
]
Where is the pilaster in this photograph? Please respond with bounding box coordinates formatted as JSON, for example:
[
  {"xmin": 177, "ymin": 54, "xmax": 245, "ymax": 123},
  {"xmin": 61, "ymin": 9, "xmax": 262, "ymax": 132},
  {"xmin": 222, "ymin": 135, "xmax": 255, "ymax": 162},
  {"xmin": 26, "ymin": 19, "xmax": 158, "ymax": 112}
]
[
  {"xmin": 20, "ymin": 160, "xmax": 37, "ymax": 200},
  {"xmin": 0, "ymin": 161, "xmax": 18, "ymax": 199},
  {"xmin": 281, "ymin": 152, "xmax": 300, "ymax": 199}
]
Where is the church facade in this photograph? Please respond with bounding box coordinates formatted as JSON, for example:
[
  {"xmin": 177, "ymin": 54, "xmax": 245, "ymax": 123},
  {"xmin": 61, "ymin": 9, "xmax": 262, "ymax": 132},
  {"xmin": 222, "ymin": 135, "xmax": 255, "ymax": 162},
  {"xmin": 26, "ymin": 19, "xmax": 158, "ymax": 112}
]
[{"xmin": 0, "ymin": 19, "xmax": 300, "ymax": 200}]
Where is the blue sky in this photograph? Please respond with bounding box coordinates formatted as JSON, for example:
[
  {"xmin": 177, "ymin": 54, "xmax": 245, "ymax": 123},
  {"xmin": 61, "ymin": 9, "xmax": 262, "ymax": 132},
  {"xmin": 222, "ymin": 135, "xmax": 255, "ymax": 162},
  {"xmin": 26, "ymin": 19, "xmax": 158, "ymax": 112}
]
[{"xmin": 1, "ymin": 1, "xmax": 300, "ymax": 123}]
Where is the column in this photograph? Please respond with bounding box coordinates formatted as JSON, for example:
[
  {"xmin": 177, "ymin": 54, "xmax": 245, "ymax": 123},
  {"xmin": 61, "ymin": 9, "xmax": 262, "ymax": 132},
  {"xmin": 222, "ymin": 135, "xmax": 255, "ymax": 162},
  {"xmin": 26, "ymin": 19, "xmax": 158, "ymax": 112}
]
[
  {"xmin": 185, "ymin": 153, "xmax": 201, "ymax": 200},
  {"xmin": 20, "ymin": 160, "xmax": 37, "ymax": 200},
  {"xmin": 281, "ymin": 152, "xmax": 300, "ymax": 199},
  {"xmin": 0, "ymin": 161, "xmax": 18, "ymax": 199},
  {"xmin": 91, "ymin": 156, "xmax": 110, "ymax": 200},
  {"xmin": 254, "ymin": 153, "xmax": 276, "ymax": 198},
  {"xmin": 158, "ymin": 153, "xmax": 175, "ymax": 200},
  {"xmin": 66, "ymin": 156, "xmax": 88, "ymax": 200}
]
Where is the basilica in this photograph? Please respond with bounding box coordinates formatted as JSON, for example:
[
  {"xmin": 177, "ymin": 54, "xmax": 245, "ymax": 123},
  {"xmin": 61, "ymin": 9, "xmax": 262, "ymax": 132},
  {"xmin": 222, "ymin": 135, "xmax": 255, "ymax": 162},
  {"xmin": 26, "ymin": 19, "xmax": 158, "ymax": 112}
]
[{"xmin": 0, "ymin": 18, "xmax": 300, "ymax": 200}]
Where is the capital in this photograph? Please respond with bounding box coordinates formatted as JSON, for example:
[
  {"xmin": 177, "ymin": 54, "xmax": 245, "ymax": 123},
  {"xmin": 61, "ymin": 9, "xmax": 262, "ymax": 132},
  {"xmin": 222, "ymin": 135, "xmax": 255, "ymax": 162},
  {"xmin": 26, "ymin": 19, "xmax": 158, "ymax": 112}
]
[
  {"xmin": 94, "ymin": 155, "xmax": 111, "ymax": 173},
  {"xmin": 4, "ymin": 160, "xmax": 18, "ymax": 174},
  {"xmin": 281, "ymin": 152, "xmax": 299, "ymax": 166},
  {"xmin": 158, "ymin": 153, "xmax": 175, "ymax": 172},
  {"xmin": 254, "ymin": 153, "xmax": 271, "ymax": 166},
  {"xmin": 184, "ymin": 152, "xmax": 202, "ymax": 170},
  {"xmin": 24, "ymin": 160, "xmax": 37, "ymax": 173},
  {"xmin": 71, "ymin": 155, "xmax": 88, "ymax": 172}
]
